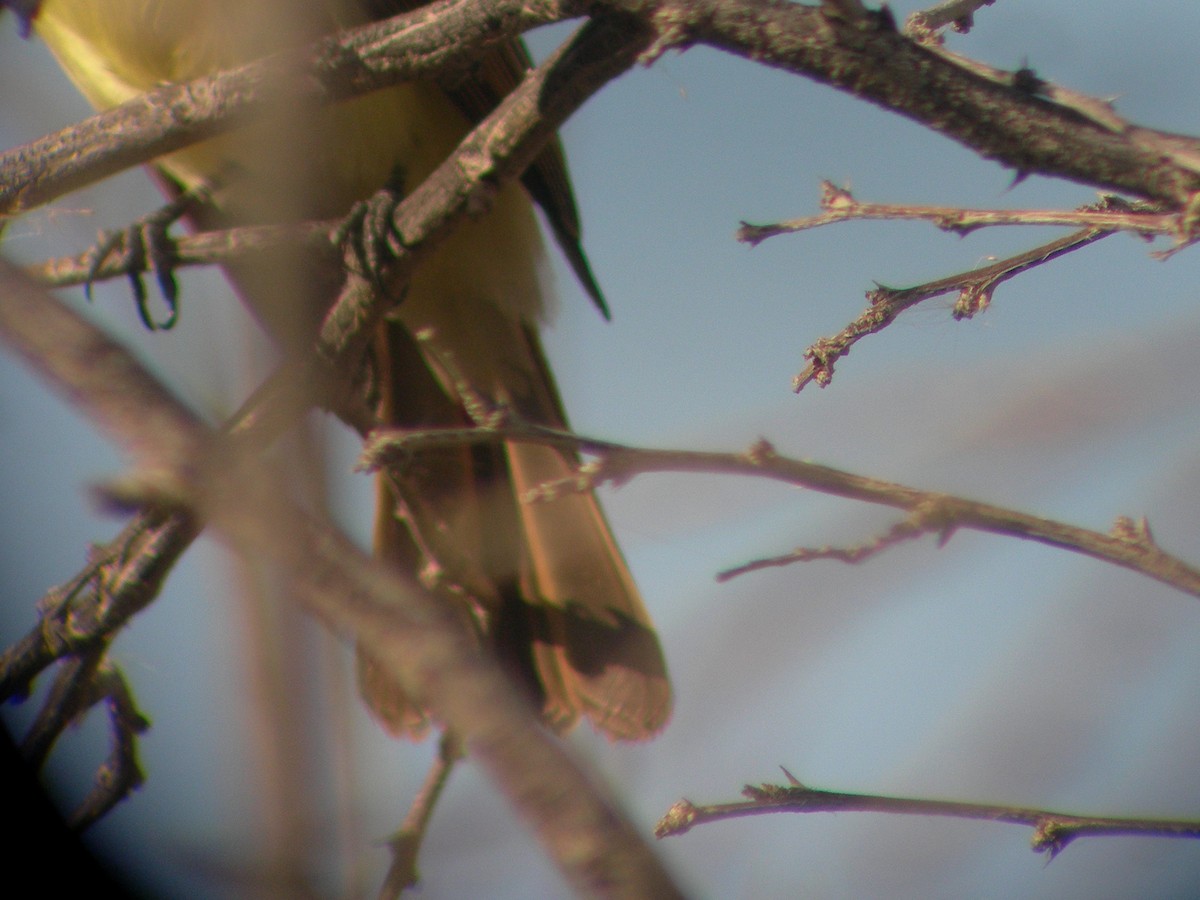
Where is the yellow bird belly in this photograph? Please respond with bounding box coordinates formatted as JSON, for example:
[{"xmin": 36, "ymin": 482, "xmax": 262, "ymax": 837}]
[{"xmin": 34, "ymin": 0, "xmax": 546, "ymax": 338}]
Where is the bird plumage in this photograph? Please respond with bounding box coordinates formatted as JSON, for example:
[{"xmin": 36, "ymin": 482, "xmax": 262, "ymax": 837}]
[{"xmin": 33, "ymin": 0, "xmax": 670, "ymax": 739}]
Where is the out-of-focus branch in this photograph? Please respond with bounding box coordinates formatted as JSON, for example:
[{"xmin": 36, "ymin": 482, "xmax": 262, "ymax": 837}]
[
  {"xmin": 363, "ymin": 428, "xmax": 1200, "ymax": 600},
  {"xmin": 655, "ymin": 772, "xmax": 1200, "ymax": 859},
  {"xmin": 378, "ymin": 731, "xmax": 463, "ymax": 899},
  {"xmin": 0, "ymin": 258, "xmax": 681, "ymax": 897}
]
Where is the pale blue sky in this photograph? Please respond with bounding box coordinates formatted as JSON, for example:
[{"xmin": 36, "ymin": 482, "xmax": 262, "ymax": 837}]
[{"xmin": 4, "ymin": 2, "xmax": 1200, "ymax": 897}]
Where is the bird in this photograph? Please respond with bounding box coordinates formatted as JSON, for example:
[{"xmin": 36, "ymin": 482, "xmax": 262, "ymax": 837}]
[{"xmin": 30, "ymin": 0, "xmax": 671, "ymax": 741}]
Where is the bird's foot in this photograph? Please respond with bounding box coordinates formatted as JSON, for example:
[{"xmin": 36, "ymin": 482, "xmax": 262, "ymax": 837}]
[{"xmin": 82, "ymin": 187, "xmax": 207, "ymax": 331}]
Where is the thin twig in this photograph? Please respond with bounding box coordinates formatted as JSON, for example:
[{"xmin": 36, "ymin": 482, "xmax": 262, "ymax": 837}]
[
  {"xmin": 19, "ymin": 646, "xmax": 108, "ymax": 767},
  {"xmin": 655, "ymin": 772, "xmax": 1200, "ymax": 859},
  {"xmin": 716, "ymin": 515, "xmax": 928, "ymax": 580},
  {"xmin": 739, "ymin": 181, "xmax": 1170, "ymax": 245},
  {"xmin": 362, "ymin": 429, "xmax": 1200, "ymax": 600},
  {"xmin": 27, "ymin": 220, "xmax": 334, "ymax": 289},
  {"xmin": 793, "ymin": 225, "xmax": 1114, "ymax": 390},
  {"xmin": 377, "ymin": 731, "xmax": 463, "ymax": 898},
  {"xmin": 18, "ymin": 643, "xmax": 151, "ymax": 828}
]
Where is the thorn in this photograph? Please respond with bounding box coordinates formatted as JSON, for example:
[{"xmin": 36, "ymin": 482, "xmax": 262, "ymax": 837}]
[{"xmin": 780, "ymin": 766, "xmax": 806, "ymax": 788}]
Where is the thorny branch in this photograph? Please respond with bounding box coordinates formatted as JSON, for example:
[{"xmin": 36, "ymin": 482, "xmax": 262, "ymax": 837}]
[
  {"xmin": 8, "ymin": 0, "xmax": 1200, "ymax": 221},
  {"xmin": 655, "ymin": 771, "xmax": 1200, "ymax": 860}
]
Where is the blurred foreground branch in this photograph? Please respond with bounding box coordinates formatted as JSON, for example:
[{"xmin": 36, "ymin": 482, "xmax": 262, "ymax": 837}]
[{"xmin": 0, "ymin": 260, "xmax": 681, "ymax": 897}]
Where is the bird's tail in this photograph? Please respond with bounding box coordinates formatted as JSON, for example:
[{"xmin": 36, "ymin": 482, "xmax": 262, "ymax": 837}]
[{"xmin": 360, "ymin": 308, "xmax": 671, "ymax": 741}]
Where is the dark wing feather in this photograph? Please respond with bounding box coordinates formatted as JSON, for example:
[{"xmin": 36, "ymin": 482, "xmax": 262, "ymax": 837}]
[{"xmin": 363, "ymin": 0, "xmax": 609, "ymax": 317}]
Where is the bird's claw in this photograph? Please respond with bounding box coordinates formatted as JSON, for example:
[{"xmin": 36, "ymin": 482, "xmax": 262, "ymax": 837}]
[
  {"xmin": 333, "ymin": 187, "xmax": 405, "ymax": 293},
  {"xmin": 83, "ymin": 199, "xmax": 191, "ymax": 331}
]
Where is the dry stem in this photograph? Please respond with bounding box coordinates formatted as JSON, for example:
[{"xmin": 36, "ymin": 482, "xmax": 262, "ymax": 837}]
[
  {"xmin": 656, "ymin": 771, "xmax": 1200, "ymax": 859},
  {"xmin": 363, "ymin": 428, "xmax": 1200, "ymax": 600},
  {"xmin": 793, "ymin": 225, "xmax": 1114, "ymax": 390}
]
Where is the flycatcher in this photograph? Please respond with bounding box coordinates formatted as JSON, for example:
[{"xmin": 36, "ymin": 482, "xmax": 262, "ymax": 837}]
[{"xmin": 29, "ymin": 0, "xmax": 670, "ymax": 740}]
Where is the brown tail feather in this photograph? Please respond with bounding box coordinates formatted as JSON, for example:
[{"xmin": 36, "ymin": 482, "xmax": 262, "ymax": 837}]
[{"xmin": 361, "ymin": 317, "xmax": 671, "ymax": 740}]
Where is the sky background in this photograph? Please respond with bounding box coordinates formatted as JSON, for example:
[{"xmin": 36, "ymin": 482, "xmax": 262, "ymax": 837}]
[{"xmin": 4, "ymin": 1, "xmax": 1200, "ymax": 897}]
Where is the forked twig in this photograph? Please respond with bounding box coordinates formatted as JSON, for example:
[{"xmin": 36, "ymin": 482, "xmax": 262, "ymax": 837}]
[{"xmin": 793, "ymin": 225, "xmax": 1113, "ymax": 391}]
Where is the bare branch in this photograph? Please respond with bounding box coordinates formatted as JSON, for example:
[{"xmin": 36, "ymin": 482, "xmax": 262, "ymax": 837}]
[
  {"xmin": 363, "ymin": 428, "xmax": 1200, "ymax": 599},
  {"xmin": 655, "ymin": 774, "xmax": 1200, "ymax": 860},
  {"xmin": 0, "ymin": 513, "xmax": 193, "ymax": 704},
  {"xmin": 793, "ymin": 225, "xmax": 1114, "ymax": 390},
  {"xmin": 316, "ymin": 13, "xmax": 652, "ymax": 363},
  {"xmin": 19, "ymin": 646, "xmax": 108, "ymax": 767},
  {"xmin": 590, "ymin": 0, "xmax": 1200, "ymax": 205},
  {"xmin": 66, "ymin": 663, "xmax": 151, "ymax": 830},
  {"xmin": 16, "ymin": 646, "xmax": 151, "ymax": 827},
  {"xmin": 716, "ymin": 514, "xmax": 929, "ymax": 580},
  {"xmin": 739, "ymin": 181, "xmax": 1173, "ymax": 245},
  {"xmin": 26, "ymin": 220, "xmax": 333, "ymax": 289}
]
